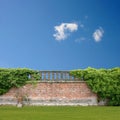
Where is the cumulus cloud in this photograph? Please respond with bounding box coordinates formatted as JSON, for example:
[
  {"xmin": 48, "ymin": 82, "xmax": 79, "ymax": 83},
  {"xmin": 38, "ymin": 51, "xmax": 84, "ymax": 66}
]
[
  {"xmin": 53, "ymin": 23, "xmax": 78, "ymax": 41},
  {"xmin": 93, "ymin": 27, "xmax": 104, "ymax": 42}
]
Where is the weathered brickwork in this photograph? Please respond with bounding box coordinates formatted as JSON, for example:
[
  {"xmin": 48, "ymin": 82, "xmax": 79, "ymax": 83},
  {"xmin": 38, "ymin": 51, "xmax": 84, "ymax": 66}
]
[{"xmin": 0, "ymin": 82, "xmax": 98, "ymax": 106}]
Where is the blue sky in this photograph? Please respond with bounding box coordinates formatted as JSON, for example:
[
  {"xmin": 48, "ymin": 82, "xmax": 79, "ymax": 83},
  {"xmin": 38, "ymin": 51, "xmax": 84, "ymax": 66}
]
[{"xmin": 0, "ymin": 0, "xmax": 120, "ymax": 70}]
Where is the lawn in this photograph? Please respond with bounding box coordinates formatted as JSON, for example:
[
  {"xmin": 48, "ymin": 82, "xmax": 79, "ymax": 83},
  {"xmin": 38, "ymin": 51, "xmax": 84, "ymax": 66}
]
[{"xmin": 0, "ymin": 106, "xmax": 120, "ymax": 120}]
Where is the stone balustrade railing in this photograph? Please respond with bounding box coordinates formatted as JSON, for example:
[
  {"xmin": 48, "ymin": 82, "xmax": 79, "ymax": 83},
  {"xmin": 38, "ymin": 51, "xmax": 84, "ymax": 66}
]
[{"xmin": 39, "ymin": 71, "xmax": 79, "ymax": 81}]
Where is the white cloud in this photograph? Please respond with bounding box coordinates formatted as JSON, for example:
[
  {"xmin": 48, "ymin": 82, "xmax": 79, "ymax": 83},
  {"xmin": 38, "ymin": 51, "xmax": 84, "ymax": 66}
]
[
  {"xmin": 93, "ymin": 27, "xmax": 104, "ymax": 42},
  {"xmin": 75, "ymin": 37, "xmax": 86, "ymax": 43},
  {"xmin": 85, "ymin": 15, "xmax": 88, "ymax": 19},
  {"xmin": 53, "ymin": 23, "xmax": 78, "ymax": 41},
  {"xmin": 80, "ymin": 23, "xmax": 84, "ymax": 28}
]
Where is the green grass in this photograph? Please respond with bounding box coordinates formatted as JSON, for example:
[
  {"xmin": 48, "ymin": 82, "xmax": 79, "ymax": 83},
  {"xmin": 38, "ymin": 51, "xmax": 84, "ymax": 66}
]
[{"xmin": 0, "ymin": 106, "xmax": 120, "ymax": 120}]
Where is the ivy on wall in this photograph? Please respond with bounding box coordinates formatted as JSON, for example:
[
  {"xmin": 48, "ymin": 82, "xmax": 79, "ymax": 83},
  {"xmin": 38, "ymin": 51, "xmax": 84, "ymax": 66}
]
[
  {"xmin": 0, "ymin": 68, "xmax": 40, "ymax": 95},
  {"xmin": 70, "ymin": 67, "xmax": 120, "ymax": 106}
]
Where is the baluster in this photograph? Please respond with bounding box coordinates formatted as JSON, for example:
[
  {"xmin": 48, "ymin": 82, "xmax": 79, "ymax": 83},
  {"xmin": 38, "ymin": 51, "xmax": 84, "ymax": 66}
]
[
  {"xmin": 75, "ymin": 76, "xmax": 79, "ymax": 81},
  {"xmin": 70, "ymin": 73, "xmax": 73, "ymax": 81},
  {"xmin": 60, "ymin": 72, "xmax": 63, "ymax": 81},
  {"xmin": 64, "ymin": 72, "xmax": 67, "ymax": 81},
  {"xmin": 39, "ymin": 71, "xmax": 42, "ymax": 81},
  {"xmin": 48, "ymin": 71, "xmax": 50, "ymax": 81},
  {"xmin": 63, "ymin": 72, "xmax": 65, "ymax": 80},
  {"xmin": 67, "ymin": 71, "xmax": 70, "ymax": 80},
  {"xmin": 56, "ymin": 71, "xmax": 59, "ymax": 81},
  {"xmin": 43, "ymin": 71, "xmax": 46, "ymax": 81},
  {"xmin": 52, "ymin": 72, "xmax": 54, "ymax": 81},
  {"xmin": 59, "ymin": 72, "xmax": 61, "ymax": 80}
]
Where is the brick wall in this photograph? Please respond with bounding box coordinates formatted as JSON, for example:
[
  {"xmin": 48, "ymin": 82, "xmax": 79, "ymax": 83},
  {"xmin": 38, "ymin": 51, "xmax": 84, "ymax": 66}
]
[{"xmin": 0, "ymin": 82, "xmax": 98, "ymax": 106}]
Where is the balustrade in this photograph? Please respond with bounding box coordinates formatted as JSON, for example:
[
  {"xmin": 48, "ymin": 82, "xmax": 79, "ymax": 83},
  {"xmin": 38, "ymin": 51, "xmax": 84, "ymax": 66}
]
[{"xmin": 39, "ymin": 71, "xmax": 79, "ymax": 81}]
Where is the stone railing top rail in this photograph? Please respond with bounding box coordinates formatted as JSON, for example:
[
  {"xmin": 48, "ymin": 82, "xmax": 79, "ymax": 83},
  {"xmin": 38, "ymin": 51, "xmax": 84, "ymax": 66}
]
[{"xmin": 39, "ymin": 71, "xmax": 80, "ymax": 81}]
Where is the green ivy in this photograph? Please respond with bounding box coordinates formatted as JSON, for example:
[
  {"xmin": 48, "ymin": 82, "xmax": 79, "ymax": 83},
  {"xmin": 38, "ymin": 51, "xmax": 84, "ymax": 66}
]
[
  {"xmin": 0, "ymin": 68, "xmax": 41, "ymax": 95},
  {"xmin": 70, "ymin": 67, "xmax": 120, "ymax": 106}
]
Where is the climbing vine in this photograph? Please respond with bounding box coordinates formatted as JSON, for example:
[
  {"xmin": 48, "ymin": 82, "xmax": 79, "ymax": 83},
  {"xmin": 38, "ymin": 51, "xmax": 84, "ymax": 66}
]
[
  {"xmin": 70, "ymin": 67, "xmax": 120, "ymax": 106},
  {"xmin": 0, "ymin": 68, "xmax": 40, "ymax": 95}
]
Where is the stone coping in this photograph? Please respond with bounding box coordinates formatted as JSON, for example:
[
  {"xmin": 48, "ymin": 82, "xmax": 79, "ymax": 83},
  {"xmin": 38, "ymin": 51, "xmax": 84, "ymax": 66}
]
[{"xmin": 27, "ymin": 81, "xmax": 86, "ymax": 83}]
